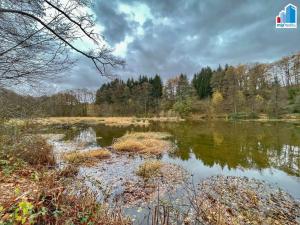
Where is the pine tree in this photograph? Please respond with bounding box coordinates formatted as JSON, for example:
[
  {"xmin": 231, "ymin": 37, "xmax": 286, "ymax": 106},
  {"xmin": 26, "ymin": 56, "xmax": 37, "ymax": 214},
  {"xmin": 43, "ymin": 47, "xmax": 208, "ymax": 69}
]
[{"xmin": 192, "ymin": 67, "xmax": 213, "ymax": 99}]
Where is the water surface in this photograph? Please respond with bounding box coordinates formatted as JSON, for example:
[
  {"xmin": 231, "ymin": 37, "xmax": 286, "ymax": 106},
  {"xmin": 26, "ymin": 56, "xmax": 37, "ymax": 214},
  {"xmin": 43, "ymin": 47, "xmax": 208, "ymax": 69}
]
[{"xmin": 64, "ymin": 121, "xmax": 300, "ymax": 199}]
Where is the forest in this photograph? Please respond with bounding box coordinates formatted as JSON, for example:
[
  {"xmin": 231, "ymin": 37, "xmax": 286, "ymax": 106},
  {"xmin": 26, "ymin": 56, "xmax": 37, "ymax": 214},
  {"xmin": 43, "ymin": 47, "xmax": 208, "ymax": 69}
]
[
  {"xmin": 1, "ymin": 52, "xmax": 300, "ymax": 119},
  {"xmin": 95, "ymin": 53, "xmax": 300, "ymax": 118}
]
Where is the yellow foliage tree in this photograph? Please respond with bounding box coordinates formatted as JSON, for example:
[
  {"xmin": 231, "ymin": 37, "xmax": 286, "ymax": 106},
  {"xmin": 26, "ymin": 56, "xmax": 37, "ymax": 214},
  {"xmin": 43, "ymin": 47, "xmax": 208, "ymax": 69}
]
[
  {"xmin": 212, "ymin": 91, "xmax": 224, "ymax": 106},
  {"xmin": 212, "ymin": 91, "xmax": 224, "ymax": 114}
]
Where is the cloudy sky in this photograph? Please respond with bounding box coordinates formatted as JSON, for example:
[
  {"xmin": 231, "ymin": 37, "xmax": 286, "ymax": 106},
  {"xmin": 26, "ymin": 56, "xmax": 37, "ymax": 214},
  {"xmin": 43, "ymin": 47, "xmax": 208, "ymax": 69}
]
[{"xmin": 50, "ymin": 0, "xmax": 300, "ymax": 92}]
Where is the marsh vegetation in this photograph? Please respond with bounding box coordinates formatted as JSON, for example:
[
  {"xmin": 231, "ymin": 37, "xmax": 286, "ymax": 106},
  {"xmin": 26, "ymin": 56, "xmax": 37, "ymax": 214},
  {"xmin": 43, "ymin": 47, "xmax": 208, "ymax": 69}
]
[
  {"xmin": 112, "ymin": 132, "xmax": 172, "ymax": 155},
  {"xmin": 1, "ymin": 119, "xmax": 300, "ymax": 224}
]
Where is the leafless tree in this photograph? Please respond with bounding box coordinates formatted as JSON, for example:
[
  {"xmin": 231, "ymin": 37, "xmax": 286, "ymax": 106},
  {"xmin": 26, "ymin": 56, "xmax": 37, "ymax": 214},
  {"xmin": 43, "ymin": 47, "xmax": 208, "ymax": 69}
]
[
  {"xmin": 291, "ymin": 53, "xmax": 300, "ymax": 85},
  {"xmin": 0, "ymin": 0, "xmax": 125, "ymax": 86}
]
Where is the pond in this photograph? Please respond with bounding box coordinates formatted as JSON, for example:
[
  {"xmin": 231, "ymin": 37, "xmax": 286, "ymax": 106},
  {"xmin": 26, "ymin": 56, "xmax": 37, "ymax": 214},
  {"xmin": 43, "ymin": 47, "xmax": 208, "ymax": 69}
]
[{"xmin": 61, "ymin": 120, "xmax": 300, "ymax": 200}]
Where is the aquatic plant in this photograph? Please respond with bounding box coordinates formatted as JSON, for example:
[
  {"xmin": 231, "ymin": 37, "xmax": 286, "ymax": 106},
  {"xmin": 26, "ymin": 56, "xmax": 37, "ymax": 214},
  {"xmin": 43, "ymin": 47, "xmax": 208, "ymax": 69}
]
[
  {"xmin": 63, "ymin": 149, "xmax": 111, "ymax": 165},
  {"xmin": 136, "ymin": 160, "xmax": 163, "ymax": 179}
]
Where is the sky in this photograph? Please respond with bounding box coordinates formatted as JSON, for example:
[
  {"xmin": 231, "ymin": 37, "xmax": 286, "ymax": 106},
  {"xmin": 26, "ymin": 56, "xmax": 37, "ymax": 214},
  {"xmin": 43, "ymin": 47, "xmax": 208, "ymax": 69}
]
[{"xmin": 45, "ymin": 0, "xmax": 300, "ymax": 93}]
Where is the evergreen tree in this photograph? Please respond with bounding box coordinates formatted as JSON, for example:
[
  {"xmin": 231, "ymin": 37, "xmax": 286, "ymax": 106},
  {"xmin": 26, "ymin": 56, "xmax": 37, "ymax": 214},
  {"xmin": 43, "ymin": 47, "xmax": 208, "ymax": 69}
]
[
  {"xmin": 177, "ymin": 74, "xmax": 190, "ymax": 100},
  {"xmin": 150, "ymin": 74, "xmax": 163, "ymax": 99},
  {"xmin": 192, "ymin": 67, "xmax": 213, "ymax": 99}
]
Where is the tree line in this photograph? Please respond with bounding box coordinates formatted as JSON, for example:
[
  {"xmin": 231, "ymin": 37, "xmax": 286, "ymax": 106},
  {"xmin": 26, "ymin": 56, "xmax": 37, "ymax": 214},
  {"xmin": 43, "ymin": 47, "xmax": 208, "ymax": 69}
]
[
  {"xmin": 0, "ymin": 88, "xmax": 95, "ymax": 119},
  {"xmin": 1, "ymin": 52, "xmax": 300, "ymax": 119},
  {"xmin": 1, "ymin": 1, "xmax": 299, "ymax": 119},
  {"xmin": 95, "ymin": 52, "xmax": 300, "ymax": 117},
  {"xmin": 95, "ymin": 75, "xmax": 163, "ymax": 115}
]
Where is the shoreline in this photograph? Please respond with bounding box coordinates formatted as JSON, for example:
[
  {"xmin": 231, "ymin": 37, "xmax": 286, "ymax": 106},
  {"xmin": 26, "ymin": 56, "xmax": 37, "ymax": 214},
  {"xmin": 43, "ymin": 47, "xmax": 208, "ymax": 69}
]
[
  {"xmin": 6, "ymin": 114, "xmax": 300, "ymax": 128},
  {"xmin": 7, "ymin": 116, "xmax": 184, "ymax": 127}
]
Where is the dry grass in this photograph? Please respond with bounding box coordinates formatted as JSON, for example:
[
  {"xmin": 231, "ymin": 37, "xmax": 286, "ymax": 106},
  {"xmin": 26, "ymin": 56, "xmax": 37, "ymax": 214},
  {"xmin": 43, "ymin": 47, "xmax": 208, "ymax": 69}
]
[
  {"xmin": 8, "ymin": 116, "xmax": 184, "ymax": 127},
  {"xmin": 8, "ymin": 117, "xmax": 149, "ymax": 127},
  {"xmin": 136, "ymin": 160, "xmax": 162, "ymax": 179},
  {"xmin": 0, "ymin": 166, "xmax": 131, "ymax": 225},
  {"xmin": 147, "ymin": 117, "xmax": 184, "ymax": 122},
  {"xmin": 112, "ymin": 132, "xmax": 172, "ymax": 155},
  {"xmin": 63, "ymin": 149, "xmax": 111, "ymax": 165},
  {"xmin": 121, "ymin": 132, "xmax": 171, "ymax": 140},
  {"xmin": 1, "ymin": 134, "xmax": 55, "ymax": 167},
  {"xmin": 19, "ymin": 136, "xmax": 55, "ymax": 166},
  {"xmin": 59, "ymin": 165, "xmax": 79, "ymax": 178},
  {"xmin": 0, "ymin": 125, "xmax": 129, "ymax": 224}
]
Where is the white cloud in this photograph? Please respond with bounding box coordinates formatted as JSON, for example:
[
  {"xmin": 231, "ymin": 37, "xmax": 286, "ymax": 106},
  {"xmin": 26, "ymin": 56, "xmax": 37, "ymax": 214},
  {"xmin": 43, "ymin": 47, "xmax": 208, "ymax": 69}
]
[
  {"xmin": 110, "ymin": 2, "xmax": 155, "ymax": 57},
  {"xmin": 114, "ymin": 35, "xmax": 134, "ymax": 57},
  {"xmin": 186, "ymin": 35, "xmax": 198, "ymax": 41},
  {"xmin": 118, "ymin": 2, "xmax": 153, "ymax": 25}
]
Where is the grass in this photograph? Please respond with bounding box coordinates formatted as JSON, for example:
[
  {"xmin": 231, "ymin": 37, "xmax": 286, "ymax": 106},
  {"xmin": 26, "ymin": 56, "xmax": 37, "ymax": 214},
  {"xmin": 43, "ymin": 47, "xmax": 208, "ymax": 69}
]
[
  {"xmin": 0, "ymin": 165, "xmax": 130, "ymax": 225},
  {"xmin": 121, "ymin": 132, "xmax": 171, "ymax": 140},
  {"xmin": 8, "ymin": 116, "xmax": 184, "ymax": 127},
  {"xmin": 63, "ymin": 149, "xmax": 111, "ymax": 165},
  {"xmin": 59, "ymin": 164, "xmax": 79, "ymax": 178},
  {"xmin": 0, "ymin": 123, "xmax": 130, "ymax": 224},
  {"xmin": 136, "ymin": 160, "xmax": 163, "ymax": 179},
  {"xmin": 112, "ymin": 132, "xmax": 172, "ymax": 155}
]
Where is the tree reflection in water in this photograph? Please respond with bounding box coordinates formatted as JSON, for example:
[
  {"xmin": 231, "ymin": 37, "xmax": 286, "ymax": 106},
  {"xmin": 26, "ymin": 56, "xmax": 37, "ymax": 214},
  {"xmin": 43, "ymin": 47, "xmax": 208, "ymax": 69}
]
[
  {"xmin": 69, "ymin": 121, "xmax": 300, "ymax": 177},
  {"xmin": 163, "ymin": 121, "xmax": 300, "ymax": 177}
]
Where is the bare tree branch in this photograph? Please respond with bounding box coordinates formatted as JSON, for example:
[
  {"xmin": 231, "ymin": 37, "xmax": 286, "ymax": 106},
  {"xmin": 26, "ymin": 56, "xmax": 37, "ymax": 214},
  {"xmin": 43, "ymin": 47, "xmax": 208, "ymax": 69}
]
[{"xmin": 0, "ymin": 0, "xmax": 125, "ymax": 87}]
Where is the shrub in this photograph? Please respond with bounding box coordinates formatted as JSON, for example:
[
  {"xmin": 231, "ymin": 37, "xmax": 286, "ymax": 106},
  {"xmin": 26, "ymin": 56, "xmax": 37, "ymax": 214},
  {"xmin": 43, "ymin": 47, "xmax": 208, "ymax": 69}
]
[
  {"xmin": 136, "ymin": 160, "xmax": 162, "ymax": 179},
  {"xmin": 59, "ymin": 165, "xmax": 79, "ymax": 178},
  {"xmin": 0, "ymin": 134, "xmax": 55, "ymax": 167},
  {"xmin": 228, "ymin": 112, "xmax": 258, "ymax": 120},
  {"xmin": 228, "ymin": 112, "xmax": 247, "ymax": 120},
  {"xmin": 292, "ymin": 95, "xmax": 300, "ymax": 113},
  {"xmin": 172, "ymin": 98, "xmax": 193, "ymax": 117},
  {"xmin": 0, "ymin": 171, "xmax": 131, "ymax": 225},
  {"xmin": 248, "ymin": 112, "xmax": 259, "ymax": 119}
]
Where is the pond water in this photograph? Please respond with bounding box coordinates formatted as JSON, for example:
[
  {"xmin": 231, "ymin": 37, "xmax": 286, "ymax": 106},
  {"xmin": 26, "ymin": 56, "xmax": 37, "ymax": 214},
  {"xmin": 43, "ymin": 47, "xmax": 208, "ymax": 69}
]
[{"xmin": 62, "ymin": 120, "xmax": 300, "ymax": 200}]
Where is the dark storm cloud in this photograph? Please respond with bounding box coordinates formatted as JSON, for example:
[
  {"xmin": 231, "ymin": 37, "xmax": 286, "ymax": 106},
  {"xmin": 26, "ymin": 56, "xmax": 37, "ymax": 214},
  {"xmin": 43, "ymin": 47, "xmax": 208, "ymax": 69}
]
[
  {"xmin": 49, "ymin": 0, "xmax": 300, "ymax": 90},
  {"xmin": 55, "ymin": 57, "xmax": 110, "ymax": 90},
  {"xmin": 93, "ymin": 0, "xmax": 136, "ymax": 44},
  {"xmin": 93, "ymin": 0, "xmax": 299, "ymax": 80}
]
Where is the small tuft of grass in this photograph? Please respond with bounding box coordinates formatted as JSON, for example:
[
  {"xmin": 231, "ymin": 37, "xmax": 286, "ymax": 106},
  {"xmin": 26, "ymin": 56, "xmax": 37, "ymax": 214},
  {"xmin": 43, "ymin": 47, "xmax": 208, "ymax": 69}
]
[
  {"xmin": 112, "ymin": 132, "xmax": 172, "ymax": 155},
  {"xmin": 63, "ymin": 149, "xmax": 111, "ymax": 165},
  {"xmin": 136, "ymin": 160, "xmax": 162, "ymax": 179},
  {"xmin": 59, "ymin": 165, "xmax": 79, "ymax": 178}
]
